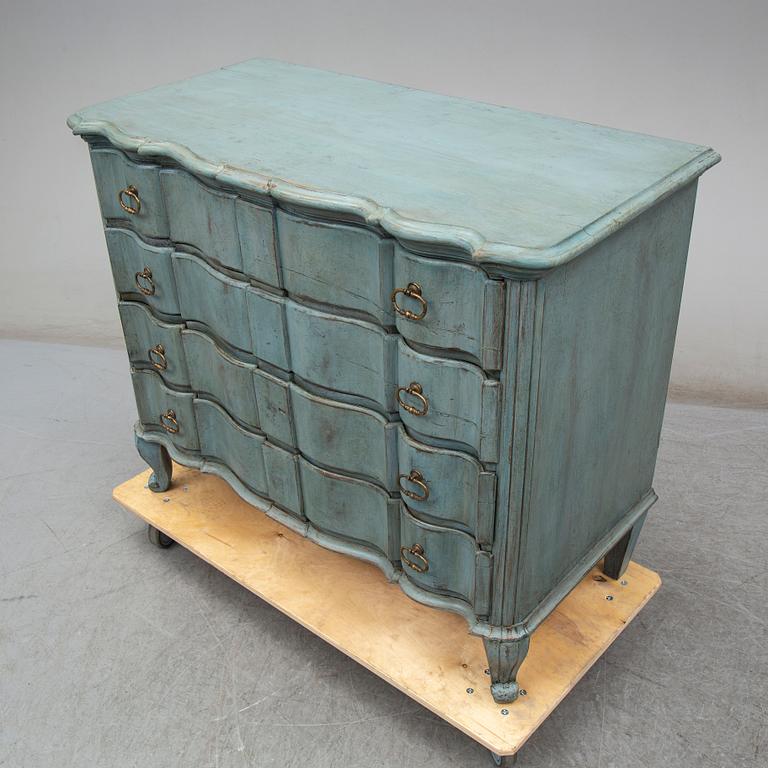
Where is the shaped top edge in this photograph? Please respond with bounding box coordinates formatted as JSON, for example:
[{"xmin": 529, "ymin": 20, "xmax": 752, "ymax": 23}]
[{"xmin": 68, "ymin": 58, "xmax": 720, "ymax": 276}]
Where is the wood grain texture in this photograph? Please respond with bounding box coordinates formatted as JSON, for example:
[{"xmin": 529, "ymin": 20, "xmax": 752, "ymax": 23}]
[
  {"xmin": 277, "ymin": 209, "xmax": 395, "ymax": 325},
  {"xmin": 511, "ymin": 183, "xmax": 697, "ymax": 623},
  {"xmin": 70, "ymin": 59, "xmax": 719, "ymax": 275},
  {"xmin": 397, "ymin": 339, "xmax": 499, "ymax": 461},
  {"xmin": 393, "ymin": 246, "xmax": 504, "ymax": 369},
  {"xmin": 161, "ymin": 168, "xmax": 243, "ymax": 271},
  {"xmin": 118, "ymin": 301, "xmax": 188, "ymax": 387},
  {"xmin": 113, "ymin": 464, "xmax": 661, "ymax": 756},
  {"xmin": 90, "ymin": 147, "xmax": 168, "ymax": 237},
  {"xmin": 106, "ymin": 228, "xmax": 179, "ymax": 315}
]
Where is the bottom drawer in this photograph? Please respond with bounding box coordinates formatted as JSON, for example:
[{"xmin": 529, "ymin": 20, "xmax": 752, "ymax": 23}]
[
  {"xmin": 194, "ymin": 398, "xmax": 302, "ymax": 516},
  {"xmin": 399, "ymin": 507, "xmax": 492, "ymax": 615},
  {"xmin": 299, "ymin": 458, "xmax": 400, "ymax": 562},
  {"xmin": 132, "ymin": 369, "xmax": 198, "ymax": 451}
]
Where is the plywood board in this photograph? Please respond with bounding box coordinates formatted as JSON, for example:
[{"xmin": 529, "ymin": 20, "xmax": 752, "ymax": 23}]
[{"xmin": 114, "ymin": 464, "xmax": 661, "ymax": 756}]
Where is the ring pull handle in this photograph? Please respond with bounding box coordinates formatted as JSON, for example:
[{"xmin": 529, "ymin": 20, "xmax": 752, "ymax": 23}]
[
  {"xmin": 391, "ymin": 282, "xmax": 427, "ymax": 321},
  {"xmin": 148, "ymin": 344, "xmax": 167, "ymax": 371},
  {"xmin": 135, "ymin": 266, "xmax": 156, "ymax": 296},
  {"xmin": 159, "ymin": 409, "xmax": 179, "ymax": 434},
  {"xmin": 118, "ymin": 185, "xmax": 141, "ymax": 215},
  {"xmin": 397, "ymin": 470, "xmax": 430, "ymax": 502},
  {"xmin": 396, "ymin": 382, "xmax": 429, "ymax": 416},
  {"xmin": 401, "ymin": 543, "xmax": 429, "ymax": 573}
]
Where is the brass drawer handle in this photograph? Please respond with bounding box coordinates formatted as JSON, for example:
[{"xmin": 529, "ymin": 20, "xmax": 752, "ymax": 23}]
[
  {"xmin": 398, "ymin": 470, "xmax": 430, "ymax": 502},
  {"xmin": 135, "ymin": 266, "xmax": 156, "ymax": 296},
  {"xmin": 401, "ymin": 543, "xmax": 429, "ymax": 573},
  {"xmin": 396, "ymin": 382, "xmax": 429, "ymax": 416},
  {"xmin": 159, "ymin": 409, "xmax": 179, "ymax": 434},
  {"xmin": 118, "ymin": 185, "xmax": 141, "ymax": 215},
  {"xmin": 391, "ymin": 282, "xmax": 427, "ymax": 321},
  {"xmin": 148, "ymin": 343, "xmax": 167, "ymax": 371}
]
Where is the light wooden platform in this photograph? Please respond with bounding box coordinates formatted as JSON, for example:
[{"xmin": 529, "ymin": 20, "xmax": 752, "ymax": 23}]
[{"xmin": 114, "ymin": 464, "xmax": 661, "ymax": 757}]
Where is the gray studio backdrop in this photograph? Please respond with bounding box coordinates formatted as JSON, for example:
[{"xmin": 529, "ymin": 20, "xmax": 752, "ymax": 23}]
[{"xmin": 1, "ymin": 0, "xmax": 765, "ymax": 405}]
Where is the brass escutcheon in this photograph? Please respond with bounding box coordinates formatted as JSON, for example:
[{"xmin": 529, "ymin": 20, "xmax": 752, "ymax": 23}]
[
  {"xmin": 397, "ymin": 470, "xmax": 430, "ymax": 502},
  {"xmin": 148, "ymin": 344, "xmax": 167, "ymax": 371},
  {"xmin": 396, "ymin": 382, "xmax": 429, "ymax": 416},
  {"xmin": 118, "ymin": 185, "xmax": 141, "ymax": 215},
  {"xmin": 159, "ymin": 409, "xmax": 179, "ymax": 434},
  {"xmin": 135, "ymin": 266, "xmax": 156, "ymax": 296},
  {"xmin": 391, "ymin": 282, "xmax": 427, "ymax": 321},
  {"xmin": 401, "ymin": 543, "xmax": 429, "ymax": 573}
]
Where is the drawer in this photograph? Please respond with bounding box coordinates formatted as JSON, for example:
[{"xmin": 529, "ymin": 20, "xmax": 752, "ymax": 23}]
[
  {"xmin": 182, "ymin": 329, "xmax": 294, "ymax": 443},
  {"xmin": 160, "ymin": 169, "xmax": 243, "ymax": 272},
  {"xmin": 194, "ymin": 398, "xmax": 302, "ymax": 517},
  {"xmin": 396, "ymin": 340, "xmax": 500, "ymax": 462},
  {"xmin": 290, "ymin": 384, "xmax": 398, "ymax": 488},
  {"xmin": 400, "ymin": 507, "xmax": 492, "ymax": 615},
  {"xmin": 195, "ymin": 397, "xmax": 266, "ymax": 491},
  {"xmin": 131, "ymin": 369, "xmax": 198, "ymax": 451},
  {"xmin": 276, "ymin": 211, "xmax": 394, "ymax": 324},
  {"xmin": 299, "ymin": 458, "xmax": 400, "ymax": 561},
  {"xmin": 181, "ymin": 329, "xmax": 260, "ymax": 430},
  {"xmin": 393, "ymin": 247, "xmax": 504, "ymax": 370},
  {"xmin": 396, "ymin": 427, "xmax": 496, "ymax": 544},
  {"xmin": 106, "ymin": 228, "xmax": 179, "ymax": 316},
  {"xmin": 236, "ymin": 198, "xmax": 280, "ymax": 287},
  {"xmin": 118, "ymin": 301, "xmax": 188, "ymax": 387},
  {"xmin": 90, "ymin": 148, "xmax": 169, "ymax": 237},
  {"xmin": 284, "ymin": 302, "xmax": 398, "ymax": 411},
  {"xmin": 171, "ymin": 252, "xmax": 251, "ymax": 351}
]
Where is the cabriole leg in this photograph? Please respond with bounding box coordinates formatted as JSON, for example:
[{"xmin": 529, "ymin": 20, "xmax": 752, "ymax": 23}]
[
  {"xmin": 603, "ymin": 511, "xmax": 647, "ymax": 580},
  {"xmin": 483, "ymin": 635, "xmax": 530, "ymax": 704},
  {"xmin": 135, "ymin": 433, "xmax": 172, "ymax": 493}
]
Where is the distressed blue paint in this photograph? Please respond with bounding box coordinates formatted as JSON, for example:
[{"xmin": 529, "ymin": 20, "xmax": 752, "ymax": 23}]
[{"xmin": 70, "ymin": 60, "xmax": 718, "ymax": 705}]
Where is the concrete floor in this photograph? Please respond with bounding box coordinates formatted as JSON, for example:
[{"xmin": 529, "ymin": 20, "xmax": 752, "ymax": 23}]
[{"xmin": 1, "ymin": 339, "xmax": 766, "ymax": 768}]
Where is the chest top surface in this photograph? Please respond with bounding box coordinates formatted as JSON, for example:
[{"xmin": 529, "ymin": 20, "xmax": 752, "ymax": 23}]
[{"xmin": 68, "ymin": 59, "xmax": 718, "ymax": 276}]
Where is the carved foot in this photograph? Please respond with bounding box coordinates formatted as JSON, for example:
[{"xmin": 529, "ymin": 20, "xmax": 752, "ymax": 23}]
[
  {"xmin": 483, "ymin": 635, "xmax": 530, "ymax": 704},
  {"xmin": 603, "ymin": 511, "xmax": 647, "ymax": 580},
  {"xmin": 135, "ymin": 433, "xmax": 172, "ymax": 493}
]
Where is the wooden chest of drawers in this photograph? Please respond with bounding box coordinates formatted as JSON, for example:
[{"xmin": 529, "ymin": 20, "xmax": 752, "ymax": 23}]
[{"xmin": 68, "ymin": 59, "xmax": 718, "ymax": 704}]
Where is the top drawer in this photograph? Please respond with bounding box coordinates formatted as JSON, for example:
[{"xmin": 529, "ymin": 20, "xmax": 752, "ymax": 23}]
[
  {"xmin": 92, "ymin": 148, "xmax": 505, "ymax": 368},
  {"xmin": 90, "ymin": 148, "xmax": 169, "ymax": 238},
  {"xmin": 90, "ymin": 148, "xmax": 278, "ymax": 284},
  {"xmin": 392, "ymin": 247, "xmax": 505, "ymax": 370},
  {"xmin": 275, "ymin": 214, "xmax": 505, "ymax": 368}
]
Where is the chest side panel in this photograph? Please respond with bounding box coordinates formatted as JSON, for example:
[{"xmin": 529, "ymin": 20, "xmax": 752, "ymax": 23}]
[{"xmin": 511, "ymin": 183, "xmax": 698, "ymax": 622}]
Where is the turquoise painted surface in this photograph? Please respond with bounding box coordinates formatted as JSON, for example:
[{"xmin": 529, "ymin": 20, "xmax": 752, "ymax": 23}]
[
  {"xmin": 277, "ymin": 210, "xmax": 394, "ymax": 325},
  {"xmin": 91, "ymin": 148, "xmax": 168, "ymax": 237},
  {"xmin": 195, "ymin": 398, "xmax": 267, "ymax": 493},
  {"xmin": 70, "ymin": 59, "xmax": 719, "ymax": 274},
  {"xmin": 181, "ymin": 329, "xmax": 261, "ymax": 430},
  {"xmin": 161, "ymin": 169, "xmax": 243, "ymax": 271},
  {"xmin": 393, "ymin": 246, "xmax": 505, "ymax": 369},
  {"xmin": 106, "ymin": 228, "xmax": 179, "ymax": 315},
  {"xmin": 172, "ymin": 252, "xmax": 251, "ymax": 350},
  {"xmin": 118, "ymin": 301, "xmax": 188, "ymax": 387},
  {"xmin": 74, "ymin": 63, "xmax": 718, "ymax": 703},
  {"xmin": 131, "ymin": 369, "xmax": 198, "ymax": 451},
  {"xmin": 400, "ymin": 506, "xmax": 478, "ymax": 605}
]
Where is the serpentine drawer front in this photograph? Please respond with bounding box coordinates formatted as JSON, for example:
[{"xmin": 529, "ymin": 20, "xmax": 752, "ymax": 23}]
[{"xmin": 70, "ymin": 58, "xmax": 718, "ymax": 704}]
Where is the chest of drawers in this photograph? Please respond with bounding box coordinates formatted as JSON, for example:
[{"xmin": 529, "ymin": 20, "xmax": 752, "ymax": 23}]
[{"xmin": 68, "ymin": 59, "xmax": 718, "ymax": 704}]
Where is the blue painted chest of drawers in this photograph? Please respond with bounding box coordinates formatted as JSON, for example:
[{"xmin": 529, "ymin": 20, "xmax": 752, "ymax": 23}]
[{"xmin": 68, "ymin": 59, "xmax": 718, "ymax": 703}]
